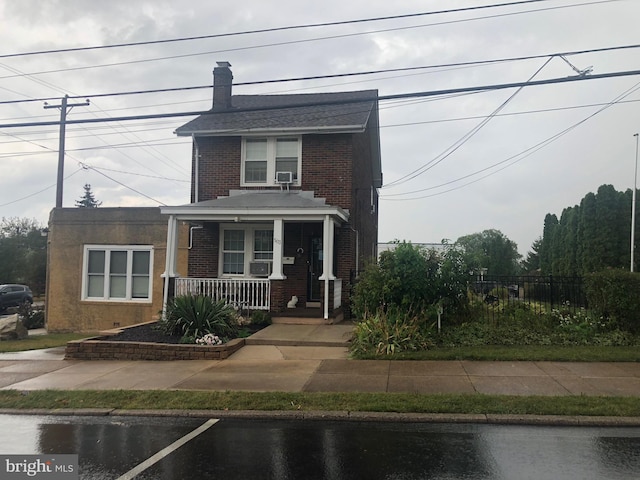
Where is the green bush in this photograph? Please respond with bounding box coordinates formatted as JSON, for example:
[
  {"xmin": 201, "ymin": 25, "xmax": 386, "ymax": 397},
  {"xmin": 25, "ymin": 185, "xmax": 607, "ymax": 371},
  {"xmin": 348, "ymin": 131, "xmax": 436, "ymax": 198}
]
[
  {"xmin": 250, "ymin": 310, "xmax": 272, "ymax": 327},
  {"xmin": 488, "ymin": 286, "xmax": 509, "ymax": 301},
  {"xmin": 351, "ymin": 241, "xmax": 470, "ymax": 319},
  {"xmin": 584, "ymin": 269, "xmax": 640, "ymax": 333},
  {"xmin": 157, "ymin": 295, "xmax": 239, "ymax": 341}
]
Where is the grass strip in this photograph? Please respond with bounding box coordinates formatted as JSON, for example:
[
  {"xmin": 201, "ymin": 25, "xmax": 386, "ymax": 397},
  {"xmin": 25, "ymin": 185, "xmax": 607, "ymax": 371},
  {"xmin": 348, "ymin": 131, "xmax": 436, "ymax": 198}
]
[
  {"xmin": 0, "ymin": 390, "xmax": 639, "ymax": 417},
  {"xmin": 0, "ymin": 333, "xmax": 96, "ymax": 353}
]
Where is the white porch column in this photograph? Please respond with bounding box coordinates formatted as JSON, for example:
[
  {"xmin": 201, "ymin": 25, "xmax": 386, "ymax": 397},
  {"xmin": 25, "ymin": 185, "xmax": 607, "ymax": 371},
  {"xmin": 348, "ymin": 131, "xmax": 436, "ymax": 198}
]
[
  {"xmin": 318, "ymin": 215, "xmax": 336, "ymax": 320},
  {"xmin": 162, "ymin": 215, "xmax": 180, "ymax": 315},
  {"xmin": 269, "ymin": 218, "xmax": 286, "ymax": 280},
  {"xmin": 318, "ymin": 215, "xmax": 336, "ymax": 281}
]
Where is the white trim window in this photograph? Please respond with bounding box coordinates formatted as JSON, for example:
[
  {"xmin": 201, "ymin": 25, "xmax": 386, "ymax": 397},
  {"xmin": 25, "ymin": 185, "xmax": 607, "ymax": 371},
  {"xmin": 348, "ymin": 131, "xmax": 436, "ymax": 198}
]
[
  {"xmin": 82, "ymin": 245, "xmax": 153, "ymax": 302},
  {"xmin": 241, "ymin": 137, "xmax": 301, "ymax": 186},
  {"xmin": 220, "ymin": 226, "xmax": 274, "ymax": 276}
]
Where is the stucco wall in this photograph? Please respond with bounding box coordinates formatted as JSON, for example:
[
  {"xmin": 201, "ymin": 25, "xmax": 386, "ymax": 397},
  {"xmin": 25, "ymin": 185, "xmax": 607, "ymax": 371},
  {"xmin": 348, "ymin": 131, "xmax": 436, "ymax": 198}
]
[{"xmin": 46, "ymin": 207, "xmax": 188, "ymax": 332}]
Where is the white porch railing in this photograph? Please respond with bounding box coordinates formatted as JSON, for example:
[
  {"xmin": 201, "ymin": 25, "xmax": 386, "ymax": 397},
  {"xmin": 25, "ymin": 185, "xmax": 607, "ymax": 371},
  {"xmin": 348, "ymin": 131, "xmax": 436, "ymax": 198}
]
[{"xmin": 174, "ymin": 278, "xmax": 271, "ymax": 311}]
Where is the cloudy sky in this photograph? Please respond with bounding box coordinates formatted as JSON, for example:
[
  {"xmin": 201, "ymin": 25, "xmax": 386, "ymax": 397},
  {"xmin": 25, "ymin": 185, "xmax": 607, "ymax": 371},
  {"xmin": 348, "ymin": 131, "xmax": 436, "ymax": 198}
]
[{"xmin": 1, "ymin": 0, "xmax": 639, "ymax": 256}]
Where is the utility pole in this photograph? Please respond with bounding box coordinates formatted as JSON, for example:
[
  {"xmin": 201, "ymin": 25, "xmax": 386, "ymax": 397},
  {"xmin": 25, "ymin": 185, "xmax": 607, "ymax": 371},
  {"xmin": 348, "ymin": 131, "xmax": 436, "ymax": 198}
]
[
  {"xmin": 44, "ymin": 95, "xmax": 90, "ymax": 208},
  {"xmin": 632, "ymin": 133, "xmax": 639, "ymax": 272}
]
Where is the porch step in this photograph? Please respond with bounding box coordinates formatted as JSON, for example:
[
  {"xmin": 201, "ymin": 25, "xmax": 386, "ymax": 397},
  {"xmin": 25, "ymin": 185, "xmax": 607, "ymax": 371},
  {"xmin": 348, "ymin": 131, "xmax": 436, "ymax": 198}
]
[
  {"xmin": 245, "ymin": 323, "xmax": 354, "ymax": 347},
  {"xmin": 271, "ymin": 316, "xmax": 335, "ymax": 325}
]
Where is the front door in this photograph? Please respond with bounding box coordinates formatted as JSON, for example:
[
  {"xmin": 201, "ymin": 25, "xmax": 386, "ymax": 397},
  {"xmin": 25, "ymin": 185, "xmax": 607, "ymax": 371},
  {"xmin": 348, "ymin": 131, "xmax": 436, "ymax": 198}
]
[{"xmin": 308, "ymin": 236, "xmax": 323, "ymax": 303}]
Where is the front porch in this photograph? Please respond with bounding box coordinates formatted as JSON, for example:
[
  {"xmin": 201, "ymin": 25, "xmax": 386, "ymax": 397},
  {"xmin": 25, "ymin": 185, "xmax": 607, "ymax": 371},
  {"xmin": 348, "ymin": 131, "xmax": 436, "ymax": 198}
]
[
  {"xmin": 174, "ymin": 277, "xmax": 344, "ymax": 323},
  {"xmin": 161, "ymin": 190, "xmax": 352, "ymax": 321}
]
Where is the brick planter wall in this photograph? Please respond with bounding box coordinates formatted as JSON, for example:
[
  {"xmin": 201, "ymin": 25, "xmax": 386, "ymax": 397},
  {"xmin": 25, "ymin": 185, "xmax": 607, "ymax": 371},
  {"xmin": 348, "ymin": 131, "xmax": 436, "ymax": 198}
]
[{"xmin": 64, "ymin": 337, "xmax": 245, "ymax": 361}]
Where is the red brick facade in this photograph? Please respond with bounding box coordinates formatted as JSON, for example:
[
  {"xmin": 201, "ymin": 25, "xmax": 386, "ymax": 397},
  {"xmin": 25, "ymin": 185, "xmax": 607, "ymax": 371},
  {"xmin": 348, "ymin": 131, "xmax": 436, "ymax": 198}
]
[{"xmin": 186, "ymin": 114, "xmax": 379, "ymax": 318}]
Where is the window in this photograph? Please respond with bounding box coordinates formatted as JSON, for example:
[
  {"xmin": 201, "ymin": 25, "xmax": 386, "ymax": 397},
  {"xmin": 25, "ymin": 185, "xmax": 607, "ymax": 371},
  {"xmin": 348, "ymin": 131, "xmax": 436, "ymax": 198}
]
[
  {"xmin": 242, "ymin": 137, "xmax": 300, "ymax": 186},
  {"xmin": 220, "ymin": 226, "xmax": 274, "ymax": 276},
  {"xmin": 253, "ymin": 230, "xmax": 274, "ymax": 260},
  {"xmin": 223, "ymin": 230, "xmax": 245, "ymax": 275},
  {"xmin": 83, "ymin": 246, "xmax": 153, "ymax": 302}
]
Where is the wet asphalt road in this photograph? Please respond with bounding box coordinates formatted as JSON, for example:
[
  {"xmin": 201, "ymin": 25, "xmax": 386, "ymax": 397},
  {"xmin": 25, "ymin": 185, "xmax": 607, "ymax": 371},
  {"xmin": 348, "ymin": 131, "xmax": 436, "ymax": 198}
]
[{"xmin": 1, "ymin": 414, "xmax": 640, "ymax": 479}]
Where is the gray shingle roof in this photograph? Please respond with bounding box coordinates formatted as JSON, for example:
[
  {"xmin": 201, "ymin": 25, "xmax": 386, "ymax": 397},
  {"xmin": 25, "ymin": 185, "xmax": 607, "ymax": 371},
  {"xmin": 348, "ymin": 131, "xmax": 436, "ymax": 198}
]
[
  {"xmin": 183, "ymin": 190, "xmax": 330, "ymax": 209},
  {"xmin": 175, "ymin": 90, "xmax": 378, "ymax": 135}
]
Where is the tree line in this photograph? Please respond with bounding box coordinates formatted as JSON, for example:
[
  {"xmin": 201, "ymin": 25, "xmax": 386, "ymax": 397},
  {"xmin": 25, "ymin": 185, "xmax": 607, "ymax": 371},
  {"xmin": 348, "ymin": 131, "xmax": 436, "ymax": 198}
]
[
  {"xmin": 531, "ymin": 184, "xmax": 637, "ymax": 276},
  {"xmin": 0, "ymin": 185, "xmax": 101, "ymax": 295}
]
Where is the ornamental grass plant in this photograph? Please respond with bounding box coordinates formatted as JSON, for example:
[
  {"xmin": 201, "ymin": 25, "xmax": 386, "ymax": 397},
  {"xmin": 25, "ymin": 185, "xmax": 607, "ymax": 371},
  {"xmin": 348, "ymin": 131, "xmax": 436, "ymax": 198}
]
[{"xmin": 156, "ymin": 295, "xmax": 239, "ymax": 343}]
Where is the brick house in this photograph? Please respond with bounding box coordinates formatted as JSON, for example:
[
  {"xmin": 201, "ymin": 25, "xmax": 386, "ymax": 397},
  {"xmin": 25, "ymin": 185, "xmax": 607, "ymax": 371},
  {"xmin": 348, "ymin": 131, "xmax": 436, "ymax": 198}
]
[
  {"xmin": 160, "ymin": 62, "xmax": 382, "ymax": 322},
  {"xmin": 44, "ymin": 62, "xmax": 381, "ymax": 331}
]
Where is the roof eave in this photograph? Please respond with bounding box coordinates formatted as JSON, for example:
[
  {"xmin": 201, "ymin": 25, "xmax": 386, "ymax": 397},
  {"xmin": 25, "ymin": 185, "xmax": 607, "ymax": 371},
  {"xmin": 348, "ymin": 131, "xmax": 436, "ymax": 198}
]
[
  {"xmin": 175, "ymin": 125, "xmax": 366, "ymax": 137},
  {"xmin": 160, "ymin": 205, "xmax": 349, "ymax": 223}
]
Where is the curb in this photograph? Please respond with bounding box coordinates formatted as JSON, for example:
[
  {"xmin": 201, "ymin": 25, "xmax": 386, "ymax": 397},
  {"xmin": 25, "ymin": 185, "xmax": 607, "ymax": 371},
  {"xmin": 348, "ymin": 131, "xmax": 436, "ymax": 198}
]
[{"xmin": 1, "ymin": 408, "xmax": 640, "ymax": 426}]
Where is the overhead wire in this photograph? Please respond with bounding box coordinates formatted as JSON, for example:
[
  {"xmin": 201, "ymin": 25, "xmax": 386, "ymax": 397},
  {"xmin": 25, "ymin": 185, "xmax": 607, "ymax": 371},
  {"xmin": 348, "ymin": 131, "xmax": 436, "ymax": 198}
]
[
  {"xmin": 0, "ymin": 1, "xmax": 619, "ymax": 82},
  {"xmin": 0, "ymin": 0, "xmax": 628, "ymax": 209},
  {"xmin": 381, "ymin": 80, "xmax": 640, "ymax": 201},
  {"xmin": 383, "ymin": 56, "xmax": 554, "ymax": 190},
  {"xmin": 0, "ymin": 1, "xmax": 553, "ymax": 59}
]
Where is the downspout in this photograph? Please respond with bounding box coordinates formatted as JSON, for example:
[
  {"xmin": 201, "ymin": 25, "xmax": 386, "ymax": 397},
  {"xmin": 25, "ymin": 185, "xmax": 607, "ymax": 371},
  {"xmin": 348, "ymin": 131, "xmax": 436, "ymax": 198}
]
[
  {"xmin": 193, "ymin": 134, "xmax": 200, "ymax": 203},
  {"xmin": 189, "ymin": 224, "xmax": 203, "ymax": 250},
  {"xmin": 349, "ymin": 224, "xmax": 360, "ymax": 278}
]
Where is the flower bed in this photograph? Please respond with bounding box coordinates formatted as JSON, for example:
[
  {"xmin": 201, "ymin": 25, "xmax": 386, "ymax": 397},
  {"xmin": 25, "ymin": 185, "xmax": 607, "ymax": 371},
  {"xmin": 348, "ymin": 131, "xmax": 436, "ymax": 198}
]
[{"xmin": 64, "ymin": 322, "xmax": 245, "ymax": 361}]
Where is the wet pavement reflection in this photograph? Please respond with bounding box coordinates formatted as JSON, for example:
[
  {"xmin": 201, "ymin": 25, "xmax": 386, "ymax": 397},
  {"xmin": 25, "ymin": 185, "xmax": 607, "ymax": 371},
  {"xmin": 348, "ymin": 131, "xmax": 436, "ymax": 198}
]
[{"xmin": 1, "ymin": 415, "xmax": 639, "ymax": 479}]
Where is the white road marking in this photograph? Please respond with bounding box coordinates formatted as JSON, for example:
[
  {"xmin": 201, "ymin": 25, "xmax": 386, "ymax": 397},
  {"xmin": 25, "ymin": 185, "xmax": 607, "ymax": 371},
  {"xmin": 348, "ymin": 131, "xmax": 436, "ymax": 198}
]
[{"xmin": 116, "ymin": 418, "xmax": 220, "ymax": 480}]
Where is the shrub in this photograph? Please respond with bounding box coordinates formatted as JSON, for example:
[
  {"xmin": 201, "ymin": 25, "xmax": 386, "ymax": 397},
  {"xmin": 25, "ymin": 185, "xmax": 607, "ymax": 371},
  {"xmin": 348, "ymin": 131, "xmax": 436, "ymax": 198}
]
[
  {"xmin": 157, "ymin": 295, "xmax": 239, "ymax": 341},
  {"xmin": 18, "ymin": 303, "xmax": 45, "ymax": 329},
  {"xmin": 250, "ymin": 310, "xmax": 272, "ymax": 327},
  {"xmin": 584, "ymin": 269, "xmax": 640, "ymax": 333},
  {"xmin": 350, "ymin": 308, "xmax": 433, "ymax": 356},
  {"xmin": 351, "ymin": 241, "xmax": 470, "ymax": 319}
]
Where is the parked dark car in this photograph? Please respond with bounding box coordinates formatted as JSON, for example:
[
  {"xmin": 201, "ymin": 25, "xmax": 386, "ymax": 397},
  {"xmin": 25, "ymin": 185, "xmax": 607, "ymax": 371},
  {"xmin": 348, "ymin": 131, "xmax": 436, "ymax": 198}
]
[{"xmin": 0, "ymin": 284, "xmax": 33, "ymax": 312}]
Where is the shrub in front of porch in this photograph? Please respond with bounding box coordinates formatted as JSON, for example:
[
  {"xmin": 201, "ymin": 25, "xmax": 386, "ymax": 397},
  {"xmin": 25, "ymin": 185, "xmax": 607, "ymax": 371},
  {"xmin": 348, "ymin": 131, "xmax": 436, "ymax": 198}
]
[{"xmin": 156, "ymin": 295, "xmax": 239, "ymax": 343}]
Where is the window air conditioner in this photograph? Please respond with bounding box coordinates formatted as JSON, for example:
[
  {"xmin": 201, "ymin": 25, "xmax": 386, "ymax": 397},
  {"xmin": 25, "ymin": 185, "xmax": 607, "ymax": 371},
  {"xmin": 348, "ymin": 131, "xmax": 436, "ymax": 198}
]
[
  {"xmin": 275, "ymin": 171, "xmax": 293, "ymax": 184},
  {"xmin": 249, "ymin": 261, "xmax": 272, "ymax": 276}
]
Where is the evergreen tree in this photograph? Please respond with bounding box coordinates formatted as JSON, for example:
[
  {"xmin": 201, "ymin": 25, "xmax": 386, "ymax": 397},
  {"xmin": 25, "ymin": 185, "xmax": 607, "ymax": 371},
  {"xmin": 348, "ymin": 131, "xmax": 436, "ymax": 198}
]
[
  {"xmin": 539, "ymin": 214, "xmax": 558, "ymax": 274},
  {"xmin": 539, "ymin": 184, "xmax": 638, "ymax": 275},
  {"xmin": 579, "ymin": 192, "xmax": 598, "ymax": 273},
  {"xmin": 522, "ymin": 237, "xmax": 542, "ymax": 273},
  {"xmin": 75, "ymin": 184, "xmax": 102, "ymax": 208}
]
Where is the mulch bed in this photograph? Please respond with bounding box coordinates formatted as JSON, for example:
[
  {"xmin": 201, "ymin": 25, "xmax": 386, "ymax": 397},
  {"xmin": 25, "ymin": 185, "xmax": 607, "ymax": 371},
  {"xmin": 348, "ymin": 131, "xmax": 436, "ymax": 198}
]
[
  {"xmin": 104, "ymin": 324, "xmax": 183, "ymax": 344},
  {"xmin": 102, "ymin": 323, "xmax": 266, "ymax": 344}
]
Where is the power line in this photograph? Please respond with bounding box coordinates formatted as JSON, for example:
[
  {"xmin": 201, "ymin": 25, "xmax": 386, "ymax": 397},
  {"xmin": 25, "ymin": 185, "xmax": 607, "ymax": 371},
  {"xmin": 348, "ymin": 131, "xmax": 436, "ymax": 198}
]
[
  {"xmin": 1, "ymin": 67, "xmax": 639, "ymax": 130},
  {"xmin": 381, "ymin": 80, "xmax": 640, "ymax": 201},
  {"xmin": 0, "ymin": 1, "xmax": 617, "ymax": 82},
  {"xmin": 1, "ymin": 42, "xmax": 637, "ymax": 108},
  {"xmin": 0, "ymin": 1, "xmax": 553, "ymax": 60},
  {"xmin": 384, "ymin": 57, "xmax": 554, "ymax": 189}
]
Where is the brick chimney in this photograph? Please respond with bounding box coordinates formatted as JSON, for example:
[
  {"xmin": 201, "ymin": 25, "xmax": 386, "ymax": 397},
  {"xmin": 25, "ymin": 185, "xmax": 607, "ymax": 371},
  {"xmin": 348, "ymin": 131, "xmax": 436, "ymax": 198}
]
[{"xmin": 213, "ymin": 61, "xmax": 233, "ymax": 110}]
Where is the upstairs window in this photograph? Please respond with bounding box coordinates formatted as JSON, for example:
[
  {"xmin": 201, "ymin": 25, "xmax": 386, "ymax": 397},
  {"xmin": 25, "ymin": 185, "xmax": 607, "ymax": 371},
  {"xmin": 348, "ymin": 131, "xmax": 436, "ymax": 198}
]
[{"xmin": 242, "ymin": 137, "xmax": 300, "ymax": 186}]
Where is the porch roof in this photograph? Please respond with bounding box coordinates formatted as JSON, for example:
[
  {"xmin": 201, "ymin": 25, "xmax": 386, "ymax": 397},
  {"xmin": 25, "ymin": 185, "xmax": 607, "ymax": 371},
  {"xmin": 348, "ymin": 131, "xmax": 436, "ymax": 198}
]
[{"xmin": 160, "ymin": 190, "xmax": 349, "ymax": 222}]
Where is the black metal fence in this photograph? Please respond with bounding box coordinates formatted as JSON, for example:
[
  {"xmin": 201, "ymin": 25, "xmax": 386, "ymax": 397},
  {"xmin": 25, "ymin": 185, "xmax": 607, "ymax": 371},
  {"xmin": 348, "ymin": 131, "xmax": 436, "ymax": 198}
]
[{"xmin": 471, "ymin": 275, "xmax": 586, "ymax": 321}]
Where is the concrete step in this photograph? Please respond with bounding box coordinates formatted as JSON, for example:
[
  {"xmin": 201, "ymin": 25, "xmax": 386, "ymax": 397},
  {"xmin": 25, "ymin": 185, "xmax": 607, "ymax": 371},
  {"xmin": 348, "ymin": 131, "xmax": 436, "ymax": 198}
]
[
  {"xmin": 271, "ymin": 316, "xmax": 334, "ymax": 325},
  {"xmin": 245, "ymin": 323, "xmax": 354, "ymax": 348}
]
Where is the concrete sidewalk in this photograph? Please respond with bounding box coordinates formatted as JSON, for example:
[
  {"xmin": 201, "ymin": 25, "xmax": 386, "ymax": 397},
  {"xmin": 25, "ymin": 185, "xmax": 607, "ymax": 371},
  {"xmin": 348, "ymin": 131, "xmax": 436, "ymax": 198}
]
[{"xmin": 1, "ymin": 324, "xmax": 640, "ymax": 396}]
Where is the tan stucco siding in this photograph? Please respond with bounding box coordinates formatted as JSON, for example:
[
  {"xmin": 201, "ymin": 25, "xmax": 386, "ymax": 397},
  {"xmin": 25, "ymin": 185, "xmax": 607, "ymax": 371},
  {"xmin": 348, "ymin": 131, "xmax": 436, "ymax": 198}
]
[{"xmin": 46, "ymin": 207, "xmax": 188, "ymax": 332}]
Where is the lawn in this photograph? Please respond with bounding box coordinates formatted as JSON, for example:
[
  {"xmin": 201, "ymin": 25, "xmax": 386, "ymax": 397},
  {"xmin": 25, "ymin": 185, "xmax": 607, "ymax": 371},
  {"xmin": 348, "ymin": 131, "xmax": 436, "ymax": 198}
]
[
  {"xmin": 0, "ymin": 333, "xmax": 96, "ymax": 353},
  {"xmin": 0, "ymin": 390, "xmax": 639, "ymax": 418}
]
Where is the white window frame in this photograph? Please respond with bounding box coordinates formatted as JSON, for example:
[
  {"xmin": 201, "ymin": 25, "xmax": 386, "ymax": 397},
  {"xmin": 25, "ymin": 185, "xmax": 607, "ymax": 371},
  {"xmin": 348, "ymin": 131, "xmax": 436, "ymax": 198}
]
[
  {"xmin": 219, "ymin": 225, "xmax": 274, "ymax": 277},
  {"xmin": 82, "ymin": 245, "xmax": 153, "ymax": 302},
  {"xmin": 240, "ymin": 136, "xmax": 301, "ymax": 187}
]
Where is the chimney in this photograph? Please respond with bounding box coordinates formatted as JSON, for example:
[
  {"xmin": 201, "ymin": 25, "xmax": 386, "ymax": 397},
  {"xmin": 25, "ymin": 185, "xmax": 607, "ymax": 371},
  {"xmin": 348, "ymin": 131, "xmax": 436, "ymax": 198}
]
[{"xmin": 213, "ymin": 61, "xmax": 233, "ymax": 110}]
